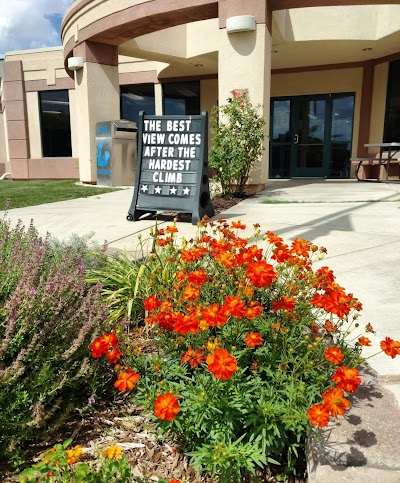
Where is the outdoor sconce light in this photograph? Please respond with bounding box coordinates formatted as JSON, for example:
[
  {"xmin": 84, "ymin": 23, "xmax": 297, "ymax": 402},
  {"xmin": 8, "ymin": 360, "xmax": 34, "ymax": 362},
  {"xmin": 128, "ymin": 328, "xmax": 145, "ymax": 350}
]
[
  {"xmin": 68, "ymin": 56, "xmax": 84, "ymax": 71},
  {"xmin": 226, "ymin": 15, "xmax": 256, "ymax": 33}
]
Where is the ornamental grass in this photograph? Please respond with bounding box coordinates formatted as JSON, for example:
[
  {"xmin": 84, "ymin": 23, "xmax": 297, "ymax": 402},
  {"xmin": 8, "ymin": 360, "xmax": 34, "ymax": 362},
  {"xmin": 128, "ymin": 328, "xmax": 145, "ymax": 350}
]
[{"xmin": 86, "ymin": 218, "xmax": 399, "ymax": 481}]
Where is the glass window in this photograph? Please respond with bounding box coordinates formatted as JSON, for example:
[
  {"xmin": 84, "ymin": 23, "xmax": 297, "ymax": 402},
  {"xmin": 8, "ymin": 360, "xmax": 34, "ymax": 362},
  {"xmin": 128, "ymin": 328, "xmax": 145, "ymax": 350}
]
[
  {"xmin": 329, "ymin": 94, "xmax": 355, "ymax": 178},
  {"xmin": 39, "ymin": 90, "xmax": 72, "ymax": 157},
  {"xmin": 162, "ymin": 81, "xmax": 200, "ymax": 115},
  {"xmin": 384, "ymin": 60, "xmax": 400, "ymax": 142},
  {"xmin": 121, "ymin": 84, "xmax": 155, "ymax": 123}
]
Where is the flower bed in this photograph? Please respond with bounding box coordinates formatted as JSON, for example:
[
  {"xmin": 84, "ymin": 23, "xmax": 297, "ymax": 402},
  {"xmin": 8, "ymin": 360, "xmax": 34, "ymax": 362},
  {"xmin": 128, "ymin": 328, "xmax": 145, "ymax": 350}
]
[{"xmin": 87, "ymin": 219, "xmax": 400, "ymax": 482}]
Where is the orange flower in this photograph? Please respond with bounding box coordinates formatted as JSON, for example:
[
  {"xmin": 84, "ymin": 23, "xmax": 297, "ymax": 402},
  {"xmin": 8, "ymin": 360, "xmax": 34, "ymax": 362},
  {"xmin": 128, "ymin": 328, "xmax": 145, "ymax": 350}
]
[
  {"xmin": 380, "ymin": 337, "xmax": 400, "ymax": 359},
  {"xmin": 201, "ymin": 304, "xmax": 228, "ymax": 327},
  {"xmin": 154, "ymin": 393, "xmax": 180, "ymax": 421},
  {"xmin": 206, "ymin": 348, "xmax": 237, "ymax": 380},
  {"xmin": 187, "ymin": 270, "xmax": 208, "ymax": 286},
  {"xmin": 271, "ymin": 243, "xmax": 290, "ymax": 263},
  {"xmin": 243, "ymin": 332, "xmax": 263, "ymax": 348},
  {"xmin": 181, "ymin": 247, "xmax": 206, "ymax": 263},
  {"xmin": 89, "ymin": 338, "xmax": 109, "ymax": 358},
  {"xmin": 322, "ymin": 387, "xmax": 350, "ymax": 417},
  {"xmin": 215, "ymin": 250, "xmax": 236, "ymax": 268},
  {"xmin": 307, "ymin": 404, "xmax": 330, "ymax": 427},
  {"xmin": 182, "ymin": 283, "xmax": 200, "ymax": 301},
  {"xmin": 107, "ymin": 347, "xmax": 122, "ymax": 364},
  {"xmin": 332, "ymin": 366, "xmax": 361, "ymax": 393},
  {"xmin": 272, "ymin": 296, "xmax": 296, "ymax": 312},
  {"xmin": 114, "ymin": 369, "xmax": 140, "ymax": 392},
  {"xmin": 144, "ymin": 295, "xmax": 161, "ymax": 312},
  {"xmin": 222, "ymin": 296, "xmax": 246, "ymax": 318},
  {"xmin": 324, "ymin": 346, "xmax": 344, "ymax": 365},
  {"xmin": 314, "ymin": 267, "xmax": 336, "ymax": 290},
  {"xmin": 245, "ymin": 301, "xmax": 263, "ymax": 319},
  {"xmin": 156, "ymin": 311, "xmax": 175, "ymax": 331},
  {"xmin": 231, "ymin": 220, "xmax": 246, "ymax": 230},
  {"xmin": 357, "ymin": 336, "xmax": 371, "ymax": 346},
  {"xmin": 169, "ymin": 480, "xmax": 181, "ymax": 483},
  {"xmin": 100, "ymin": 333, "xmax": 119, "ymax": 347},
  {"xmin": 165, "ymin": 225, "xmax": 178, "ymax": 234},
  {"xmin": 323, "ymin": 320, "xmax": 338, "ymax": 333},
  {"xmin": 246, "ymin": 260, "xmax": 277, "ymax": 288},
  {"xmin": 174, "ymin": 314, "xmax": 199, "ymax": 335},
  {"xmin": 265, "ymin": 231, "xmax": 283, "ymax": 245},
  {"xmin": 180, "ymin": 346, "xmax": 206, "ymax": 368},
  {"xmin": 89, "ymin": 333, "xmax": 118, "ymax": 358},
  {"xmin": 291, "ymin": 238, "xmax": 311, "ymax": 257}
]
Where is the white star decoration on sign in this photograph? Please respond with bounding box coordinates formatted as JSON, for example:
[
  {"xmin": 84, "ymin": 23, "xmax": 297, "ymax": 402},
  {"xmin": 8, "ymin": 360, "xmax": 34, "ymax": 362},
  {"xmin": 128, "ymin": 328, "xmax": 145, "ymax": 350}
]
[
  {"xmin": 169, "ymin": 186, "xmax": 177, "ymax": 195},
  {"xmin": 141, "ymin": 184, "xmax": 148, "ymax": 193},
  {"xmin": 154, "ymin": 186, "xmax": 162, "ymax": 194},
  {"xmin": 182, "ymin": 187, "xmax": 191, "ymax": 195}
]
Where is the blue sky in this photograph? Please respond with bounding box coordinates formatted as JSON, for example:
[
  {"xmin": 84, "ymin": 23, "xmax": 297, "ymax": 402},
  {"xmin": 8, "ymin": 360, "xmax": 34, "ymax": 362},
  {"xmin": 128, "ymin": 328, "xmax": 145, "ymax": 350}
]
[{"xmin": 0, "ymin": 1, "xmax": 74, "ymax": 57}]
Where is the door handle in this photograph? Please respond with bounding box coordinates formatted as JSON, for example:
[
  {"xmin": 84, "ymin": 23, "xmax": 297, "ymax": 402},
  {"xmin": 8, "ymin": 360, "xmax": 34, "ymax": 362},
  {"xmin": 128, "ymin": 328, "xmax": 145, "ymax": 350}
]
[{"xmin": 294, "ymin": 134, "xmax": 299, "ymax": 144}]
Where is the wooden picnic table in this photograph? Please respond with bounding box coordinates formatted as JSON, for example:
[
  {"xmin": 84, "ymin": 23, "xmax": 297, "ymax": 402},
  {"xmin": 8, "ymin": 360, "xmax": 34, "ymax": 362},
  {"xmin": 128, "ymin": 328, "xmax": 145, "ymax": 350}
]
[{"xmin": 352, "ymin": 142, "xmax": 400, "ymax": 182}]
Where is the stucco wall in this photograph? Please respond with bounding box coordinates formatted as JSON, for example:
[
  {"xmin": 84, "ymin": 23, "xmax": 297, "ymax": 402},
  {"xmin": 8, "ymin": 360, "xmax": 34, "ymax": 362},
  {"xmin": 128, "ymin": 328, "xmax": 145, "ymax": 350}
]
[
  {"xmin": 0, "ymin": 112, "xmax": 7, "ymax": 175},
  {"xmin": 369, "ymin": 62, "xmax": 389, "ymax": 148}
]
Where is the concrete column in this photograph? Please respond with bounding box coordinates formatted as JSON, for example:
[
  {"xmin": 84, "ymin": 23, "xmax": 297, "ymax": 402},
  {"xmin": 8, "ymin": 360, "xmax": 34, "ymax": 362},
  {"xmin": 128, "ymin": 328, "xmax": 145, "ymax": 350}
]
[
  {"xmin": 2, "ymin": 60, "xmax": 30, "ymax": 179},
  {"xmin": 154, "ymin": 82, "xmax": 163, "ymax": 115},
  {"xmin": 218, "ymin": 0, "xmax": 272, "ymax": 190},
  {"xmin": 73, "ymin": 42, "xmax": 120, "ymax": 183}
]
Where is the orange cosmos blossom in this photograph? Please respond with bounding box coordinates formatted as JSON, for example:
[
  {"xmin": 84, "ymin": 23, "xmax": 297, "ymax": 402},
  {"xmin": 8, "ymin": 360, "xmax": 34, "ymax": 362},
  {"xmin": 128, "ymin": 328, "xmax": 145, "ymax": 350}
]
[
  {"xmin": 322, "ymin": 387, "xmax": 350, "ymax": 417},
  {"xmin": 246, "ymin": 260, "xmax": 277, "ymax": 288},
  {"xmin": 307, "ymin": 404, "xmax": 330, "ymax": 427},
  {"xmin": 201, "ymin": 304, "xmax": 228, "ymax": 327},
  {"xmin": 245, "ymin": 301, "xmax": 263, "ymax": 319},
  {"xmin": 290, "ymin": 238, "xmax": 311, "ymax": 257},
  {"xmin": 357, "ymin": 336, "xmax": 371, "ymax": 346},
  {"xmin": 114, "ymin": 369, "xmax": 140, "ymax": 392},
  {"xmin": 180, "ymin": 346, "xmax": 206, "ymax": 368},
  {"xmin": 271, "ymin": 243, "xmax": 290, "ymax": 263},
  {"xmin": 243, "ymin": 332, "xmax": 263, "ymax": 348},
  {"xmin": 144, "ymin": 295, "xmax": 161, "ymax": 312},
  {"xmin": 187, "ymin": 269, "xmax": 208, "ymax": 286},
  {"xmin": 272, "ymin": 296, "xmax": 296, "ymax": 312},
  {"xmin": 206, "ymin": 348, "xmax": 237, "ymax": 380},
  {"xmin": 332, "ymin": 366, "xmax": 361, "ymax": 393},
  {"xmin": 107, "ymin": 347, "xmax": 122, "ymax": 364},
  {"xmin": 165, "ymin": 225, "xmax": 178, "ymax": 234},
  {"xmin": 182, "ymin": 283, "xmax": 200, "ymax": 301},
  {"xmin": 324, "ymin": 346, "xmax": 344, "ymax": 365},
  {"xmin": 231, "ymin": 220, "xmax": 246, "ymax": 230},
  {"xmin": 380, "ymin": 337, "xmax": 400, "ymax": 358},
  {"xmin": 89, "ymin": 333, "xmax": 118, "ymax": 358},
  {"xmin": 181, "ymin": 247, "xmax": 207, "ymax": 263},
  {"xmin": 265, "ymin": 231, "xmax": 283, "ymax": 245},
  {"xmin": 222, "ymin": 296, "xmax": 246, "ymax": 318},
  {"xmin": 154, "ymin": 392, "xmax": 180, "ymax": 421},
  {"xmin": 174, "ymin": 314, "xmax": 200, "ymax": 335}
]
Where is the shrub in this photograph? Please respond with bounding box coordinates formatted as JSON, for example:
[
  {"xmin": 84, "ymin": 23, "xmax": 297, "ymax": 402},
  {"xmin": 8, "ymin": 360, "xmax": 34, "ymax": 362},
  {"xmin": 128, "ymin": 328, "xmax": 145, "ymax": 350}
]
[
  {"xmin": 90, "ymin": 220, "xmax": 399, "ymax": 482},
  {"xmin": 0, "ymin": 217, "xmax": 110, "ymax": 464},
  {"xmin": 209, "ymin": 90, "xmax": 265, "ymax": 198}
]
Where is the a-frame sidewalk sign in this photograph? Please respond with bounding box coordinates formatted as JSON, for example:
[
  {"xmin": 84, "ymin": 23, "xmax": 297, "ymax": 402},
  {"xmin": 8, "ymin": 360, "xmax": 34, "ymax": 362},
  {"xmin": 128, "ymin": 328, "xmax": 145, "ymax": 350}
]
[{"xmin": 127, "ymin": 111, "xmax": 214, "ymax": 225}]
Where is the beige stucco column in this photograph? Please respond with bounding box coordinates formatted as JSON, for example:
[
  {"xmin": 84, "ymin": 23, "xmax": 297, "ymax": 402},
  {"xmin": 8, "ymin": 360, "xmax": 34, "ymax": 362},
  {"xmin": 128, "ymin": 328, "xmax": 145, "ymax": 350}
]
[
  {"xmin": 72, "ymin": 42, "xmax": 120, "ymax": 183},
  {"xmin": 218, "ymin": 0, "xmax": 272, "ymax": 190}
]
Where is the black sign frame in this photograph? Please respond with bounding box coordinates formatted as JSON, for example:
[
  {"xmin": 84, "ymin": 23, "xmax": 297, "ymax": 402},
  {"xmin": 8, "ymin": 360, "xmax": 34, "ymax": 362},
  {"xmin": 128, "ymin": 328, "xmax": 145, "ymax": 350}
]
[{"xmin": 127, "ymin": 111, "xmax": 214, "ymax": 225}]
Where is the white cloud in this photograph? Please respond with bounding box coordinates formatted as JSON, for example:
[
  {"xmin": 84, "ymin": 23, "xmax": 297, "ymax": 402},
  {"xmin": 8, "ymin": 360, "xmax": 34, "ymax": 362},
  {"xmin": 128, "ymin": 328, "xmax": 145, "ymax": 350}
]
[{"xmin": 0, "ymin": 0, "xmax": 74, "ymax": 56}]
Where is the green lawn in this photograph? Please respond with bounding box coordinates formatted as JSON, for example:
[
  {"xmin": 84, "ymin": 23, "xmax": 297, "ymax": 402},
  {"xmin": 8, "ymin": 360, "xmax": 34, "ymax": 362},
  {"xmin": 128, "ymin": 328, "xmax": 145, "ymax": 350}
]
[{"xmin": 0, "ymin": 180, "xmax": 121, "ymax": 210}]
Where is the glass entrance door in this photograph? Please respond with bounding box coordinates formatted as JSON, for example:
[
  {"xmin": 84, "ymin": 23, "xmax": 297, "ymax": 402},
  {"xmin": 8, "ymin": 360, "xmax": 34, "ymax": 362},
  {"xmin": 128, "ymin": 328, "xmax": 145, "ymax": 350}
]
[
  {"xmin": 292, "ymin": 97, "xmax": 327, "ymax": 177},
  {"xmin": 270, "ymin": 94, "xmax": 354, "ymax": 179}
]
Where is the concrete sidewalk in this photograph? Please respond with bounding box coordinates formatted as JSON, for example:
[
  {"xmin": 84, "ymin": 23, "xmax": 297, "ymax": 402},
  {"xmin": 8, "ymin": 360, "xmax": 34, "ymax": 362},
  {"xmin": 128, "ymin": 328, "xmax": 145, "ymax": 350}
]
[{"xmin": 2, "ymin": 178, "xmax": 400, "ymax": 481}]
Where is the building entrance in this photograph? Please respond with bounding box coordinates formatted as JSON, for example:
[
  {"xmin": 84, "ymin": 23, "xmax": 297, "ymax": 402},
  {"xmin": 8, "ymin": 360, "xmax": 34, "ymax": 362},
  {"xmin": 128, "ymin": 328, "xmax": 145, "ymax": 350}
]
[{"xmin": 270, "ymin": 93, "xmax": 355, "ymax": 178}]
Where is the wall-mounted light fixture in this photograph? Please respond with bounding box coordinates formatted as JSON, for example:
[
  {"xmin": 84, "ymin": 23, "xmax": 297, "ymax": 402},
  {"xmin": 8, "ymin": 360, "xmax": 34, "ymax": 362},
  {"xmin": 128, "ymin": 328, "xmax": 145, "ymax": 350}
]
[
  {"xmin": 226, "ymin": 15, "xmax": 256, "ymax": 34},
  {"xmin": 68, "ymin": 56, "xmax": 84, "ymax": 71}
]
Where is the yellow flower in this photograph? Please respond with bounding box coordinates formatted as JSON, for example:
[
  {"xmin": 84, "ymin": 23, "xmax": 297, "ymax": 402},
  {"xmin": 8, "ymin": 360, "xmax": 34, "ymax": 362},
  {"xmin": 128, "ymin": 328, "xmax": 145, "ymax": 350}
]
[
  {"xmin": 102, "ymin": 445, "xmax": 123, "ymax": 460},
  {"xmin": 206, "ymin": 337, "xmax": 220, "ymax": 352},
  {"xmin": 66, "ymin": 446, "xmax": 83, "ymax": 464}
]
